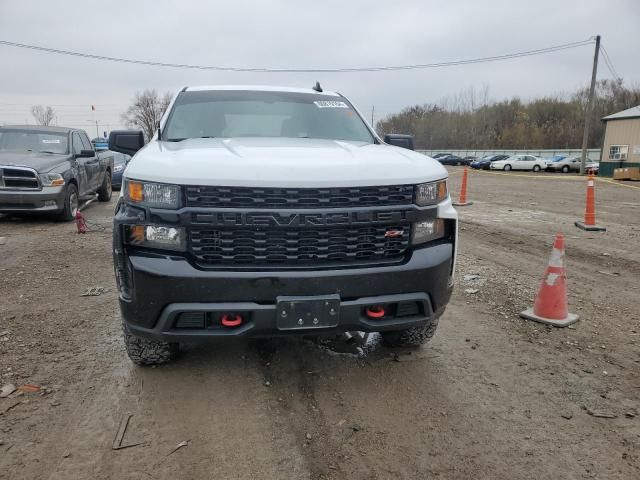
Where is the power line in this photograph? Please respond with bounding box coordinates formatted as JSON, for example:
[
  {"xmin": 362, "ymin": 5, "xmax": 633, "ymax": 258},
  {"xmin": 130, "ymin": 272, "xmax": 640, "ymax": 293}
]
[
  {"xmin": 600, "ymin": 44, "xmax": 620, "ymax": 79},
  {"xmin": 0, "ymin": 38, "xmax": 594, "ymax": 73}
]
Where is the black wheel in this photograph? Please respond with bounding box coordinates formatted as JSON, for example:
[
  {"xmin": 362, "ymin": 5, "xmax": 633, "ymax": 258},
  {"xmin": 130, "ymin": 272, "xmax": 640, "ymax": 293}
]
[
  {"xmin": 504, "ymin": 164, "xmax": 512, "ymax": 171},
  {"xmin": 562, "ymin": 165, "xmax": 569, "ymax": 173},
  {"xmin": 380, "ymin": 314, "xmax": 440, "ymax": 348},
  {"xmin": 122, "ymin": 320, "xmax": 178, "ymax": 366},
  {"xmin": 56, "ymin": 183, "xmax": 79, "ymax": 222},
  {"xmin": 456, "ymin": 161, "xmax": 461, "ymax": 166},
  {"xmin": 97, "ymin": 171, "xmax": 112, "ymax": 202},
  {"xmin": 533, "ymin": 165, "xmax": 541, "ymax": 172}
]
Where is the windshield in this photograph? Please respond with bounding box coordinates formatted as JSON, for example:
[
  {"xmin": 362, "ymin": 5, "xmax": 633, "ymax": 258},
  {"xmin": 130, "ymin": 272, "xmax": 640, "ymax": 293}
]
[
  {"xmin": 0, "ymin": 129, "xmax": 69, "ymax": 154},
  {"xmin": 163, "ymin": 90, "xmax": 374, "ymax": 143}
]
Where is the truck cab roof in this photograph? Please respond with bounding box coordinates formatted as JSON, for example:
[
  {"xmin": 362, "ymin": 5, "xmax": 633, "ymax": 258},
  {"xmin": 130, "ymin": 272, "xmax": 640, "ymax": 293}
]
[{"xmin": 182, "ymin": 85, "xmax": 341, "ymax": 96}]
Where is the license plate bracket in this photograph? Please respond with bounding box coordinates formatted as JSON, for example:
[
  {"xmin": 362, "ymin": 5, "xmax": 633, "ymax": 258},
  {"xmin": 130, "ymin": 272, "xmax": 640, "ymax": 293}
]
[{"xmin": 276, "ymin": 295, "xmax": 340, "ymax": 330}]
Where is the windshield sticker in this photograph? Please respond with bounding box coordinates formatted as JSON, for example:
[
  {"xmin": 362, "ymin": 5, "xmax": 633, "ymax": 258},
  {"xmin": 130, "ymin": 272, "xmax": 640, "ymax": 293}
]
[
  {"xmin": 314, "ymin": 101, "xmax": 349, "ymax": 109},
  {"xmin": 42, "ymin": 139, "xmax": 61, "ymax": 144}
]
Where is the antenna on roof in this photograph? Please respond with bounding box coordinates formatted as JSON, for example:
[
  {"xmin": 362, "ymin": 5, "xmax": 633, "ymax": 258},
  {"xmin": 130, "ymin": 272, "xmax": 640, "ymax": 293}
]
[{"xmin": 312, "ymin": 81, "xmax": 323, "ymax": 92}]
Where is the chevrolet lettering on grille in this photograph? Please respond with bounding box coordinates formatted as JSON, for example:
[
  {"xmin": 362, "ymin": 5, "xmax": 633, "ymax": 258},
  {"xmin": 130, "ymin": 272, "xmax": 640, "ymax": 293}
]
[{"xmin": 191, "ymin": 210, "xmax": 413, "ymax": 227}]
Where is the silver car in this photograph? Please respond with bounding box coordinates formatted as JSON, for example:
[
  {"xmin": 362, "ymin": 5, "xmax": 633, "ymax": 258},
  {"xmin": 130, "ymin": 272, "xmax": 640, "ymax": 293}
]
[
  {"xmin": 547, "ymin": 156, "xmax": 599, "ymax": 174},
  {"xmin": 490, "ymin": 155, "xmax": 547, "ymax": 172}
]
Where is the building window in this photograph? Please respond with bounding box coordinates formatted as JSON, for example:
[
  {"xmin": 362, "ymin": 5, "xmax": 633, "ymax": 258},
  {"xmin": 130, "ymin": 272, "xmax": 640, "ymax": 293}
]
[{"xmin": 609, "ymin": 145, "xmax": 628, "ymax": 160}]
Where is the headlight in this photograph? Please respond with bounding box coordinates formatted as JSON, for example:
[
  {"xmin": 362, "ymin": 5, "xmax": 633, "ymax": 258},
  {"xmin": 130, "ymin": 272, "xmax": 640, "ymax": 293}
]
[
  {"xmin": 412, "ymin": 219, "xmax": 446, "ymax": 245},
  {"xmin": 415, "ymin": 180, "xmax": 447, "ymax": 206},
  {"xmin": 114, "ymin": 164, "xmax": 125, "ymax": 173},
  {"xmin": 124, "ymin": 225, "xmax": 186, "ymax": 251},
  {"xmin": 39, "ymin": 173, "xmax": 65, "ymax": 187},
  {"xmin": 125, "ymin": 179, "xmax": 181, "ymax": 209}
]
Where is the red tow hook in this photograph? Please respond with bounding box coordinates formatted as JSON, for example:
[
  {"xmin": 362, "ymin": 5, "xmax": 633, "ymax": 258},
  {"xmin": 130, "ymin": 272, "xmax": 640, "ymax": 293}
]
[
  {"xmin": 220, "ymin": 314, "xmax": 243, "ymax": 327},
  {"xmin": 365, "ymin": 305, "xmax": 386, "ymax": 319}
]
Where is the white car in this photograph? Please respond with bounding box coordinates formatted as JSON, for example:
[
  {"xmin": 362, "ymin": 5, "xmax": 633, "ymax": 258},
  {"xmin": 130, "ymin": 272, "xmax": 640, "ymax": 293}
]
[
  {"xmin": 490, "ymin": 155, "xmax": 547, "ymax": 172},
  {"xmin": 107, "ymin": 84, "xmax": 458, "ymax": 365}
]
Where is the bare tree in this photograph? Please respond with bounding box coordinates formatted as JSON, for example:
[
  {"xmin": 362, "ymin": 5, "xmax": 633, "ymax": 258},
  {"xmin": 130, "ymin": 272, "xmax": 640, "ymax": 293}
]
[
  {"xmin": 121, "ymin": 89, "xmax": 173, "ymax": 141},
  {"xmin": 31, "ymin": 105, "xmax": 56, "ymax": 126}
]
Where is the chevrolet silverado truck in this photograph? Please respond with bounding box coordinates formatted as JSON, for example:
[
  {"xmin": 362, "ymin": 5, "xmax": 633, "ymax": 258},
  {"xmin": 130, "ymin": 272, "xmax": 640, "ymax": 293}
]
[
  {"xmin": 108, "ymin": 85, "xmax": 457, "ymax": 365},
  {"xmin": 0, "ymin": 125, "xmax": 113, "ymax": 220}
]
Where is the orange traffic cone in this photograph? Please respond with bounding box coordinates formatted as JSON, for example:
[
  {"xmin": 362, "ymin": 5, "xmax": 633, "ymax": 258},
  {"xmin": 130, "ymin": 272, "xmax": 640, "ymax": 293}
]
[
  {"xmin": 520, "ymin": 234, "xmax": 579, "ymax": 327},
  {"xmin": 453, "ymin": 167, "xmax": 473, "ymax": 206},
  {"xmin": 575, "ymin": 174, "xmax": 606, "ymax": 231}
]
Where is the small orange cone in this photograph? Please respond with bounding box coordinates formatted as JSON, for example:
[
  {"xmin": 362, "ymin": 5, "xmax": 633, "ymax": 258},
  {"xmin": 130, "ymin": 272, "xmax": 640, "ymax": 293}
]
[
  {"xmin": 520, "ymin": 234, "xmax": 579, "ymax": 327},
  {"xmin": 453, "ymin": 167, "xmax": 473, "ymax": 206},
  {"xmin": 575, "ymin": 174, "xmax": 606, "ymax": 231}
]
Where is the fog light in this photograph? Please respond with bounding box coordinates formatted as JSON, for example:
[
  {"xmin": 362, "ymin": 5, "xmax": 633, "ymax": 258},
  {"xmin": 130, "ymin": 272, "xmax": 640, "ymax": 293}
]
[
  {"xmin": 44, "ymin": 200, "xmax": 57, "ymax": 208},
  {"xmin": 412, "ymin": 219, "xmax": 445, "ymax": 245}
]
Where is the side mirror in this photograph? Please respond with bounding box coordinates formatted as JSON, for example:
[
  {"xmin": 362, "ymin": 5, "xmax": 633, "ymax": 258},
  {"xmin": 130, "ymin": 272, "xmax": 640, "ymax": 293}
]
[
  {"xmin": 108, "ymin": 130, "xmax": 145, "ymax": 156},
  {"xmin": 384, "ymin": 134, "xmax": 415, "ymax": 151},
  {"xmin": 76, "ymin": 149, "xmax": 95, "ymax": 158}
]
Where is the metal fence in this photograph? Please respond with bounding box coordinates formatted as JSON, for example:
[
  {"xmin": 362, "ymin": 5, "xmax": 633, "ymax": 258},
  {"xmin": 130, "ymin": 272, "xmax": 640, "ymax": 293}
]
[{"xmin": 417, "ymin": 148, "xmax": 602, "ymax": 161}]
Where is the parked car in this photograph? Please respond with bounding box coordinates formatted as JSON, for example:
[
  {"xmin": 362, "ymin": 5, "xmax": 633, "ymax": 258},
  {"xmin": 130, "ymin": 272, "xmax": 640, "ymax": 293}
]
[
  {"xmin": 470, "ymin": 154, "xmax": 510, "ymax": 170},
  {"xmin": 107, "ymin": 84, "xmax": 458, "ymax": 365},
  {"xmin": 586, "ymin": 161, "xmax": 599, "ymax": 175},
  {"xmin": 490, "ymin": 155, "xmax": 547, "ymax": 172},
  {"xmin": 0, "ymin": 125, "xmax": 114, "ymax": 220},
  {"xmin": 546, "ymin": 156, "xmax": 580, "ymax": 173},
  {"xmin": 92, "ymin": 137, "xmax": 109, "ymax": 151},
  {"xmin": 546, "ymin": 156, "xmax": 599, "ymax": 174},
  {"xmin": 111, "ymin": 152, "xmax": 131, "ymax": 189},
  {"xmin": 432, "ymin": 153, "xmax": 451, "ymax": 159},
  {"xmin": 437, "ymin": 154, "xmax": 470, "ymax": 166}
]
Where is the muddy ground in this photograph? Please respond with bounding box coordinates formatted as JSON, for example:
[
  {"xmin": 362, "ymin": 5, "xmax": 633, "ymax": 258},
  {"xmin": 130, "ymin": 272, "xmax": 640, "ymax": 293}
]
[{"xmin": 1, "ymin": 170, "xmax": 639, "ymax": 480}]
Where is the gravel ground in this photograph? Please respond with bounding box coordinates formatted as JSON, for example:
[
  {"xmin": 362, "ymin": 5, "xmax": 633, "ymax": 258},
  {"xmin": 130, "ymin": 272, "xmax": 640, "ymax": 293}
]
[{"xmin": 0, "ymin": 170, "xmax": 638, "ymax": 479}]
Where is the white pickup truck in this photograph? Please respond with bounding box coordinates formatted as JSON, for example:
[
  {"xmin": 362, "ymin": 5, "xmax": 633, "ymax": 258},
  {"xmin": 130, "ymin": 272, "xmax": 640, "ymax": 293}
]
[{"xmin": 108, "ymin": 85, "xmax": 457, "ymax": 365}]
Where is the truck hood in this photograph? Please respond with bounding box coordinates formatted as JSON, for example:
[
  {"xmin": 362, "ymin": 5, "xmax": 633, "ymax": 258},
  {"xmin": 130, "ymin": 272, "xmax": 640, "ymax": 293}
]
[
  {"xmin": 124, "ymin": 137, "xmax": 446, "ymax": 187},
  {"xmin": 0, "ymin": 151, "xmax": 70, "ymax": 173}
]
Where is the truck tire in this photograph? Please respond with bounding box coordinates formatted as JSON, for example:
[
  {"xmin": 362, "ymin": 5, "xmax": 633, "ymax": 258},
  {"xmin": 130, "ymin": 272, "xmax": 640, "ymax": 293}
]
[
  {"xmin": 56, "ymin": 183, "xmax": 79, "ymax": 222},
  {"xmin": 380, "ymin": 314, "xmax": 440, "ymax": 348},
  {"xmin": 97, "ymin": 171, "xmax": 112, "ymax": 202},
  {"xmin": 122, "ymin": 321, "xmax": 178, "ymax": 366}
]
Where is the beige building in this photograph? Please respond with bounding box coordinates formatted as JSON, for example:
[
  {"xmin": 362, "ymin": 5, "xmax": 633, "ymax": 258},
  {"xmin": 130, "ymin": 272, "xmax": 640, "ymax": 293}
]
[{"xmin": 600, "ymin": 105, "xmax": 640, "ymax": 177}]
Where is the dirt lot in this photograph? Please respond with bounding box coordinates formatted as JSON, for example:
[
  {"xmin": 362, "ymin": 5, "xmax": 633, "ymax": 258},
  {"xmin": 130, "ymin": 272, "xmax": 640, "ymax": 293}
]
[{"xmin": 1, "ymin": 171, "xmax": 639, "ymax": 480}]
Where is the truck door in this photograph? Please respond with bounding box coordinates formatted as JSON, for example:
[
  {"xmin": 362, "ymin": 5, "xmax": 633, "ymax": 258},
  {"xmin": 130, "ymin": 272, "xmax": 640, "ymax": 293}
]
[
  {"xmin": 79, "ymin": 132, "xmax": 100, "ymax": 191},
  {"xmin": 71, "ymin": 132, "xmax": 91, "ymax": 195}
]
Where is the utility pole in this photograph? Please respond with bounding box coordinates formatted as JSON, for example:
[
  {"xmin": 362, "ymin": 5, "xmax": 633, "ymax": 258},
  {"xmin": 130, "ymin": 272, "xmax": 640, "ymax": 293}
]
[
  {"xmin": 95, "ymin": 120, "xmax": 99, "ymax": 137},
  {"xmin": 580, "ymin": 35, "xmax": 600, "ymax": 175},
  {"xmin": 370, "ymin": 105, "xmax": 375, "ymax": 127}
]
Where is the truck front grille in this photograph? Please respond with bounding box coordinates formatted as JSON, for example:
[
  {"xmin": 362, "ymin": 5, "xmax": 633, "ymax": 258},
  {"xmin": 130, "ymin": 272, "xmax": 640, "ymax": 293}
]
[
  {"xmin": 185, "ymin": 185, "xmax": 414, "ymax": 209},
  {"xmin": 0, "ymin": 167, "xmax": 40, "ymax": 190},
  {"xmin": 189, "ymin": 224, "xmax": 410, "ymax": 267}
]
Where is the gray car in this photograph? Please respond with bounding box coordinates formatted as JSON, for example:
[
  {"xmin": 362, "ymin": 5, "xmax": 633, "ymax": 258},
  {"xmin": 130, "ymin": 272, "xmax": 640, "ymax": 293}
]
[
  {"xmin": 547, "ymin": 156, "xmax": 599, "ymax": 174},
  {"xmin": 0, "ymin": 125, "xmax": 113, "ymax": 220},
  {"xmin": 546, "ymin": 156, "xmax": 582, "ymax": 173}
]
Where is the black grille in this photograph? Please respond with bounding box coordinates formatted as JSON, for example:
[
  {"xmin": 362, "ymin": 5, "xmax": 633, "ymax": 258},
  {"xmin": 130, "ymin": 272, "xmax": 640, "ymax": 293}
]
[
  {"xmin": 0, "ymin": 167, "xmax": 39, "ymax": 189},
  {"xmin": 190, "ymin": 224, "xmax": 410, "ymax": 267},
  {"xmin": 185, "ymin": 185, "xmax": 414, "ymax": 209}
]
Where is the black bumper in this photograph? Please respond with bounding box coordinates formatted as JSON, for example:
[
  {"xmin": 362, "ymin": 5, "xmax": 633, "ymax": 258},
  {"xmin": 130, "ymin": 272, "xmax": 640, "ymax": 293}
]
[{"xmin": 119, "ymin": 245, "xmax": 453, "ymax": 342}]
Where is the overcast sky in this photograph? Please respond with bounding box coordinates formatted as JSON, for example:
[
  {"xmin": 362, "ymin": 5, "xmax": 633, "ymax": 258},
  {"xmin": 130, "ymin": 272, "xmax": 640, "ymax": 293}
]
[{"xmin": 0, "ymin": 0, "xmax": 638, "ymax": 136}]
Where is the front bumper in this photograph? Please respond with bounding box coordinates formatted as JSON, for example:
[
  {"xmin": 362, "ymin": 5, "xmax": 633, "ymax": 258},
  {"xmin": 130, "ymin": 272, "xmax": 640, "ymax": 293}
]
[
  {"xmin": 0, "ymin": 186, "xmax": 66, "ymax": 213},
  {"xmin": 119, "ymin": 245, "xmax": 454, "ymax": 342}
]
